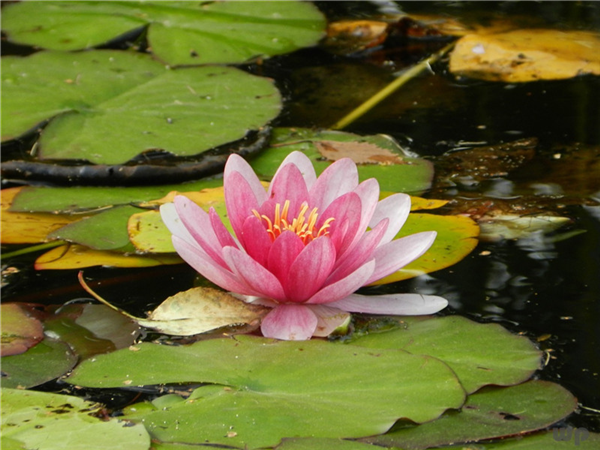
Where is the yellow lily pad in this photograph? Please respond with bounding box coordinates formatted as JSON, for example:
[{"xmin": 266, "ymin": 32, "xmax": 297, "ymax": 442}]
[
  {"xmin": 1, "ymin": 187, "xmax": 85, "ymax": 244},
  {"xmin": 34, "ymin": 244, "xmax": 182, "ymax": 270},
  {"xmin": 450, "ymin": 29, "xmax": 600, "ymax": 82},
  {"xmin": 373, "ymin": 213, "xmax": 480, "ymax": 284}
]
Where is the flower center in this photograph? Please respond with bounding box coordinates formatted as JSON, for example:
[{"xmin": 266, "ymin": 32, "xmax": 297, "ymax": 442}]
[{"xmin": 252, "ymin": 200, "xmax": 334, "ymax": 244}]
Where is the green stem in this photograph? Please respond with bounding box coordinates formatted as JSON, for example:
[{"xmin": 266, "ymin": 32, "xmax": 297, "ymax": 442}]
[
  {"xmin": 1, "ymin": 241, "xmax": 65, "ymax": 259},
  {"xmin": 331, "ymin": 41, "xmax": 456, "ymax": 130}
]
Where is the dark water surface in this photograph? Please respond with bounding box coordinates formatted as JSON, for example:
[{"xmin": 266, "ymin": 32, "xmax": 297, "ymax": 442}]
[{"xmin": 2, "ymin": 0, "xmax": 600, "ymax": 434}]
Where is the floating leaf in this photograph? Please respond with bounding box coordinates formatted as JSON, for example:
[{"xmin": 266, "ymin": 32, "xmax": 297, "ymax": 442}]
[
  {"xmin": 1, "ymin": 339, "xmax": 77, "ymax": 389},
  {"xmin": 0, "ymin": 388, "xmax": 151, "ymax": 450},
  {"xmin": 348, "ymin": 316, "xmax": 542, "ymax": 394},
  {"xmin": 43, "ymin": 303, "xmax": 140, "ymax": 360},
  {"xmin": 2, "ymin": 1, "xmax": 326, "ymax": 66},
  {"xmin": 2, "ymin": 51, "xmax": 281, "ymax": 164},
  {"xmin": 276, "ymin": 438, "xmax": 376, "ymax": 450},
  {"xmin": 479, "ymin": 215, "xmax": 572, "ymax": 242},
  {"xmin": 0, "ymin": 304, "xmax": 44, "ymax": 357},
  {"xmin": 1, "ymin": 187, "xmax": 85, "ymax": 244},
  {"xmin": 450, "ymin": 29, "xmax": 600, "ymax": 82},
  {"xmin": 47, "ymin": 205, "xmax": 140, "ymax": 251},
  {"xmin": 364, "ymin": 380, "xmax": 577, "ymax": 449},
  {"xmin": 34, "ymin": 244, "xmax": 182, "ymax": 270},
  {"xmin": 79, "ymin": 274, "xmax": 269, "ymax": 336},
  {"xmin": 10, "ymin": 179, "xmax": 223, "ymax": 214},
  {"xmin": 252, "ymin": 128, "xmax": 434, "ymax": 193},
  {"xmin": 374, "ymin": 213, "xmax": 479, "ymax": 284},
  {"xmin": 68, "ymin": 336, "xmax": 465, "ymax": 448},
  {"xmin": 479, "ymin": 430, "xmax": 600, "ymax": 449}
]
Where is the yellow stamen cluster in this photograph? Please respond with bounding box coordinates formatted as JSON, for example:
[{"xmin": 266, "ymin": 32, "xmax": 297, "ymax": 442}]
[{"xmin": 253, "ymin": 200, "xmax": 334, "ymax": 244}]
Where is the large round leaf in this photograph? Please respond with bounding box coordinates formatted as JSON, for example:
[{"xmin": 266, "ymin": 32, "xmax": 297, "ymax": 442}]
[
  {"xmin": 0, "ymin": 388, "xmax": 150, "ymax": 450},
  {"xmin": 68, "ymin": 335, "xmax": 465, "ymax": 448},
  {"xmin": 364, "ymin": 380, "xmax": 578, "ymax": 449},
  {"xmin": 1, "ymin": 1, "xmax": 326, "ymax": 66},
  {"xmin": 2, "ymin": 51, "xmax": 282, "ymax": 164},
  {"xmin": 348, "ymin": 315, "xmax": 542, "ymax": 394}
]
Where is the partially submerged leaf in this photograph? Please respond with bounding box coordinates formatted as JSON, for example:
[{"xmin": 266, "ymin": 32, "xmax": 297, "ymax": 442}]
[
  {"xmin": 364, "ymin": 380, "xmax": 578, "ymax": 449},
  {"xmin": 79, "ymin": 274, "xmax": 268, "ymax": 336},
  {"xmin": 0, "ymin": 388, "xmax": 151, "ymax": 450},
  {"xmin": 479, "ymin": 214, "xmax": 572, "ymax": 242},
  {"xmin": 3, "ymin": 51, "xmax": 282, "ymax": 164},
  {"xmin": 2, "ymin": 1, "xmax": 326, "ymax": 66},
  {"xmin": 1, "ymin": 339, "xmax": 77, "ymax": 389},
  {"xmin": 315, "ymin": 140, "xmax": 406, "ymax": 164},
  {"xmin": 34, "ymin": 244, "xmax": 182, "ymax": 270},
  {"xmin": 68, "ymin": 336, "xmax": 466, "ymax": 448},
  {"xmin": 450, "ymin": 29, "xmax": 600, "ymax": 82},
  {"xmin": 0, "ymin": 304, "xmax": 44, "ymax": 357},
  {"xmin": 1, "ymin": 187, "xmax": 85, "ymax": 244}
]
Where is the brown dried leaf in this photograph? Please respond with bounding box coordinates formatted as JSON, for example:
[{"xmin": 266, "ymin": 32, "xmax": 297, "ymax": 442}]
[{"xmin": 315, "ymin": 140, "xmax": 407, "ymax": 165}]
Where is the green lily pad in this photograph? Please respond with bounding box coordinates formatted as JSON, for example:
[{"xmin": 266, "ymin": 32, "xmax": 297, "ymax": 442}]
[
  {"xmin": 348, "ymin": 315, "xmax": 542, "ymax": 394},
  {"xmin": 0, "ymin": 388, "xmax": 151, "ymax": 450},
  {"xmin": 68, "ymin": 335, "xmax": 465, "ymax": 448},
  {"xmin": 1, "ymin": 339, "xmax": 77, "ymax": 389},
  {"xmin": 250, "ymin": 128, "xmax": 435, "ymax": 194},
  {"xmin": 375, "ymin": 212, "xmax": 480, "ymax": 284},
  {"xmin": 2, "ymin": 51, "xmax": 281, "ymax": 164},
  {"xmin": 1, "ymin": 1, "xmax": 326, "ymax": 66},
  {"xmin": 47, "ymin": 205, "xmax": 140, "ymax": 251},
  {"xmin": 0, "ymin": 304, "xmax": 44, "ymax": 357},
  {"xmin": 479, "ymin": 430, "xmax": 600, "ymax": 449},
  {"xmin": 10, "ymin": 179, "xmax": 223, "ymax": 213},
  {"xmin": 364, "ymin": 380, "xmax": 577, "ymax": 449},
  {"xmin": 275, "ymin": 438, "xmax": 376, "ymax": 450}
]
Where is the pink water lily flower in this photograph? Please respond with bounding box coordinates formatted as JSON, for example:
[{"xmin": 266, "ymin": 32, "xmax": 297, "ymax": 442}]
[{"xmin": 160, "ymin": 151, "xmax": 447, "ymax": 340}]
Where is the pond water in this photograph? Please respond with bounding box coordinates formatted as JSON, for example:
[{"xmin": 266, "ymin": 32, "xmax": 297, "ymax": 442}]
[{"xmin": 2, "ymin": 0, "xmax": 600, "ymax": 438}]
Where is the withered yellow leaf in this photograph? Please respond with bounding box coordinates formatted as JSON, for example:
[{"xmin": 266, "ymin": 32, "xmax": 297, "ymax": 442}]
[
  {"xmin": 450, "ymin": 29, "xmax": 600, "ymax": 82},
  {"xmin": 35, "ymin": 244, "xmax": 182, "ymax": 270},
  {"xmin": 1, "ymin": 187, "xmax": 85, "ymax": 244}
]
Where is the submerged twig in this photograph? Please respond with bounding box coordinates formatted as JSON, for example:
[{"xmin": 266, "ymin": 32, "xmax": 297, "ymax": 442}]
[{"xmin": 331, "ymin": 42, "xmax": 455, "ymax": 130}]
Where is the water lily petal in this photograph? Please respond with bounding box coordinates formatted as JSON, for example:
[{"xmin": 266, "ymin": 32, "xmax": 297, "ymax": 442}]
[
  {"xmin": 267, "ymin": 230, "xmax": 305, "ymax": 286},
  {"xmin": 327, "ymin": 219, "xmax": 388, "ymax": 285},
  {"xmin": 209, "ymin": 208, "xmax": 239, "ymax": 248},
  {"xmin": 274, "ymin": 151, "xmax": 317, "ymax": 191},
  {"xmin": 328, "ymin": 293, "xmax": 448, "ymax": 315},
  {"xmin": 308, "ymin": 305, "xmax": 351, "ymax": 337},
  {"xmin": 366, "ymin": 231, "xmax": 437, "ymax": 285},
  {"xmin": 160, "ymin": 203, "xmax": 195, "ymax": 245},
  {"xmin": 223, "ymin": 246, "xmax": 286, "ymax": 301},
  {"xmin": 265, "ymin": 163, "xmax": 310, "ymax": 219},
  {"xmin": 171, "ymin": 236, "xmax": 253, "ymax": 295},
  {"xmin": 174, "ymin": 196, "xmax": 227, "ymax": 267},
  {"xmin": 224, "ymin": 153, "xmax": 268, "ymax": 205},
  {"xmin": 317, "ymin": 192, "xmax": 361, "ymax": 256},
  {"xmin": 309, "ymin": 158, "xmax": 359, "ymax": 212},
  {"xmin": 285, "ymin": 236, "xmax": 337, "ymax": 302},
  {"xmin": 225, "ymin": 171, "xmax": 264, "ymax": 243},
  {"xmin": 240, "ymin": 215, "xmax": 273, "ymax": 268},
  {"xmin": 370, "ymin": 193, "xmax": 411, "ymax": 245},
  {"xmin": 350, "ymin": 178, "xmax": 380, "ymax": 244},
  {"xmin": 260, "ymin": 304, "xmax": 318, "ymax": 340},
  {"xmin": 307, "ymin": 259, "xmax": 376, "ymax": 305}
]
